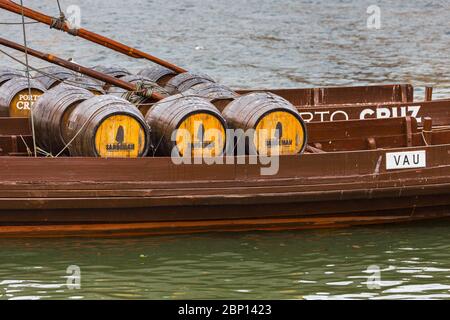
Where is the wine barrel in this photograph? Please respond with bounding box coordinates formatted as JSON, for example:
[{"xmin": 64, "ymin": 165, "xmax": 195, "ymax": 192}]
[
  {"xmin": 34, "ymin": 66, "xmax": 76, "ymax": 89},
  {"xmin": 64, "ymin": 95, "xmax": 150, "ymax": 157},
  {"xmin": 138, "ymin": 65, "xmax": 176, "ymax": 86},
  {"xmin": 109, "ymin": 75, "xmax": 169, "ymax": 97},
  {"xmin": 109, "ymin": 75, "xmax": 169, "ymax": 116},
  {"xmin": 0, "ymin": 68, "xmax": 23, "ymax": 86},
  {"xmin": 65, "ymin": 76, "xmax": 105, "ymax": 95},
  {"xmin": 0, "ymin": 77, "xmax": 46, "ymax": 117},
  {"xmin": 222, "ymin": 92, "xmax": 307, "ymax": 155},
  {"xmin": 145, "ymin": 94, "xmax": 227, "ymax": 157},
  {"xmin": 93, "ymin": 65, "xmax": 131, "ymax": 78},
  {"xmin": 93, "ymin": 66, "xmax": 132, "ymax": 91},
  {"xmin": 184, "ymin": 82, "xmax": 239, "ymax": 111},
  {"xmin": 34, "ymin": 84, "xmax": 95, "ymax": 155},
  {"xmin": 165, "ymin": 72, "xmax": 215, "ymax": 94}
]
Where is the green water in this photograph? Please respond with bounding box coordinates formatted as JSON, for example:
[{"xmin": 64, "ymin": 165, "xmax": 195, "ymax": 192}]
[{"xmin": 1, "ymin": 222, "xmax": 450, "ymax": 300}]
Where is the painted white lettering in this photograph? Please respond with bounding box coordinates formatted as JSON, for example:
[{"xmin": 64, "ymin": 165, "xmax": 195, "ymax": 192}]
[
  {"xmin": 376, "ymin": 108, "xmax": 391, "ymax": 119},
  {"xmin": 360, "ymin": 108, "xmax": 375, "ymax": 119},
  {"xmin": 330, "ymin": 110, "xmax": 349, "ymax": 121}
]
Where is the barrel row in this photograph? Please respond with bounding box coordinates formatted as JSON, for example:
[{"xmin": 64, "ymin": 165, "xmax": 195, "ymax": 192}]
[
  {"xmin": 135, "ymin": 65, "xmax": 307, "ymax": 155},
  {"xmin": 1, "ymin": 67, "xmax": 307, "ymax": 157}
]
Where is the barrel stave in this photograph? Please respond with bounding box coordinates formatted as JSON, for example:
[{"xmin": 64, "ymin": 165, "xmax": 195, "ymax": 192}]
[
  {"xmin": 0, "ymin": 68, "xmax": 24, "ymax": 86},
  {"xmin": 92, "ymin": 65, "xmax": 131, "ymax": 78},
  {"xmin": 184, "ymin": 82, "xmax": 239, "ymax": 111},
  {"xmin": 34, "ymin": 66, "xmax": 76, "ymax": 89},
  {"xmin": 108, "ymin": 75, "xmax": 169, "ymax": 116},
  {"xmin": 33, "ymin": 84, "xmax": 94, "ymax": 154},
  {"xmin": 145, "ymin": 94, "xmax": 227, "ymax": 157},
  {"xmin": 165, "ymin": 72, "xmax": 215, "ymax": 94},
  {"xmin": 64, "ymin": 76, "xmax": 106, "ymax": 95},
  {"xmin": 138, "ymin": 65, "xmax": 176, "ymax": 86}
]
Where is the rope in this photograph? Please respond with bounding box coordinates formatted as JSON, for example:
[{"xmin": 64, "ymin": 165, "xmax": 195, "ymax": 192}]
[
  {"xmin": 55, "ymin": 108, "xmax": 106, "ymax": 157},
  {"xmin": 0, "ymin": 21, "xmax": 39, "ymax": 25},
  {"xmin": 50, "ymin": 0, "xmax": 79, "ymax": 36},
  {"xmin": 56, "ymin": 0, "xmax": 63, "ymax": 16},
  {"xmin": 19, "ymin": 135, "xmax": 32, "ymax": 156},
  {"xmin": 19, "ymin": 0, "xmax": 38, "ymax": 158}
]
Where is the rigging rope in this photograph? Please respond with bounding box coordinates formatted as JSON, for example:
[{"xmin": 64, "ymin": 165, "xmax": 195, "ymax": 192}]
[
  {"xmin": 50, "ymin": 0, "xmax": 78, "ymax": 36},
  {"xmin": 19, "ymin": 0, "xmax": 38, "ymax": 157},
  {"xmin": 0, "ymin": 21, "xmax": 39, "ymax": 25}
]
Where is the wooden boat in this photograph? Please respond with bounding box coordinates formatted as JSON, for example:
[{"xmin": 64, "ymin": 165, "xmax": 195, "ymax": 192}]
[
  {"xmin": 0, "ymin": 2, "xmax": 449, "ymax": 238},
  {"xmin": 1, "ymin": 113, "xmax": 449, "ymax": 238}
]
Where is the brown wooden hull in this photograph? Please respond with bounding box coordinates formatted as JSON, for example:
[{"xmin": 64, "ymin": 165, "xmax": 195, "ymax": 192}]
[
  {"xmin": 1, "ymin": 143, "xmax": 449, "ymax": 237},
  {"xmin": 0, "ymin": 84, "xmax": 449, "ymax": 237}
]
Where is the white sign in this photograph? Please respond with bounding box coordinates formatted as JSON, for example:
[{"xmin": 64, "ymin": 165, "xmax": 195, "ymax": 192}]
[{"xmin": 386, "ymin": 150, "xmax": 426, "ymax": 170}]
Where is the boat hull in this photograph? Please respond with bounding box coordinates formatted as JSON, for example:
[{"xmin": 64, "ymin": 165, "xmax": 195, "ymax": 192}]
[{"xmin": 1, "ymin": 144, "xmax": 449, "ymax": 237}]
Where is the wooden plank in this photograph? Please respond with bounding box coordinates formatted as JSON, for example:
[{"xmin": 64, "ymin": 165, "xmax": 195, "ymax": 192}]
[
  {"xmin": 307, "ymin": 116, "xmax": 417, "ymax": 141},
  {"xmin": 237, "ymin": 84, "xmax": 414, "ymax": 106},
  {"xmin": 298, "ymin": 99, "xmax": 450, "ymax": 126},
  {"xmin": 0, "ymin": 117, "xmax": 31, "ymax": 135}
]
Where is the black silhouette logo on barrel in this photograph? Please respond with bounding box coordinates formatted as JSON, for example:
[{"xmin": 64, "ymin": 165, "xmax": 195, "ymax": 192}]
[
  {"xmin": 266, "ymin": 122, "xmax": 293, "ymax": 148},
  {"xmin": 192, "ymin": 123, "xmax": 214, "ymax": 149},
  {"xmin": 106, "ymin": 125, "xmax": 136, "ymax": 151},
  {"xmin": 116, "ymin": 126, "xmax": 125, "ymax": 144},
  {"xmin": 275, "ymin": 122, "xmax": 283, "ymax": 140}
]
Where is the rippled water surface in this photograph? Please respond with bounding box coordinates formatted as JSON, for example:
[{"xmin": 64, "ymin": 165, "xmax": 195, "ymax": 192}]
[
  {"xmin": 1, "ymin": 0, "xmax": 450, "ymax": 95},
  {"xmin": 1, "ymin": 0, "xmax": 450, "ymax": 300},
  {"xmin": 1, "ymin": 223, "xmax": 450, "ymax": 300}
]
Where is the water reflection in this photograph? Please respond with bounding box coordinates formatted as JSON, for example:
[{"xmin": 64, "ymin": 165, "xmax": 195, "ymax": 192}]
[{"xmin": 0, "ymin": 222, "xmax": 450, "ymax": 299}]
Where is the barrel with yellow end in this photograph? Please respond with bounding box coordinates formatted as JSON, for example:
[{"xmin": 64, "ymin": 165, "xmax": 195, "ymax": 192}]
[
  {"xmin": 222, "ymin": 92, "xmax": 307, "ymax": 156},
  {"xmin": 64, "ymin": 95, "xmax": 150, "ymax": 158},
  {"xmin": 0, "ymin": 77, "xmax": 46, "ymax": 117},
  {"xmin": 145, "ymin": 94, "xmax": 227, "ymax": 158}
]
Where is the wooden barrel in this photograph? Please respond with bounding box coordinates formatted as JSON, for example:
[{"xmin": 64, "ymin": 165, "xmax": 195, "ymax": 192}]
[
  {"xmin": 184, "ymin": 82, "xmax": 239, "ymax": 111},
  {"xmin": 109, "ymin": 75, "xmax": 169, "ymax": 116},
  {"xmin": 64, "ymin": 95, "xmax": 150, "ymax": 157},
  {"xmin": 138, "ymin": 65, "xmax": 176, "ymax": 86},
  {"xmin": 65, "ymin": 76, "xmax": 105, "ymax": 95},
  {"xmin": 165, "ymin": 72, "xmax": 215, "ymax": 94},
  {"xmin": 222, "ymin": 92, "xmax": 307, "ymax": 155},
  {"xmin": 109, "ymin": 75, "xmax": 169, "ymax": 96},
  {"xmin": 92, "ymin": 66, "xmax": 131, "ymax": 78},
  {"xmin": 0, "ymin": 68, "xmax": 23, "ymax": 86},
  {"xmin": 93, "ymin": 66, "xmax": 131, "ymax": 92},
  {"xmin": 34, "ymin": 66, "xmax": 76, "ymax": 89},
  {"xmin": 34, "ymin": 84, "xmax": 95, "ymax": 155},
  {"xmin": 145, "ymin": 94, "xmax": 227, "ymax": 157},
  {"xmin": 0, "ymin": 77, "xmax": 46, "ymax": 117}
]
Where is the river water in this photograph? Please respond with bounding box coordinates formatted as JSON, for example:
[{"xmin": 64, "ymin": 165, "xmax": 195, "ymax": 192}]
[{"xmin": 1, "ymin": 0, "xmax": 450, "ymax": 300}]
